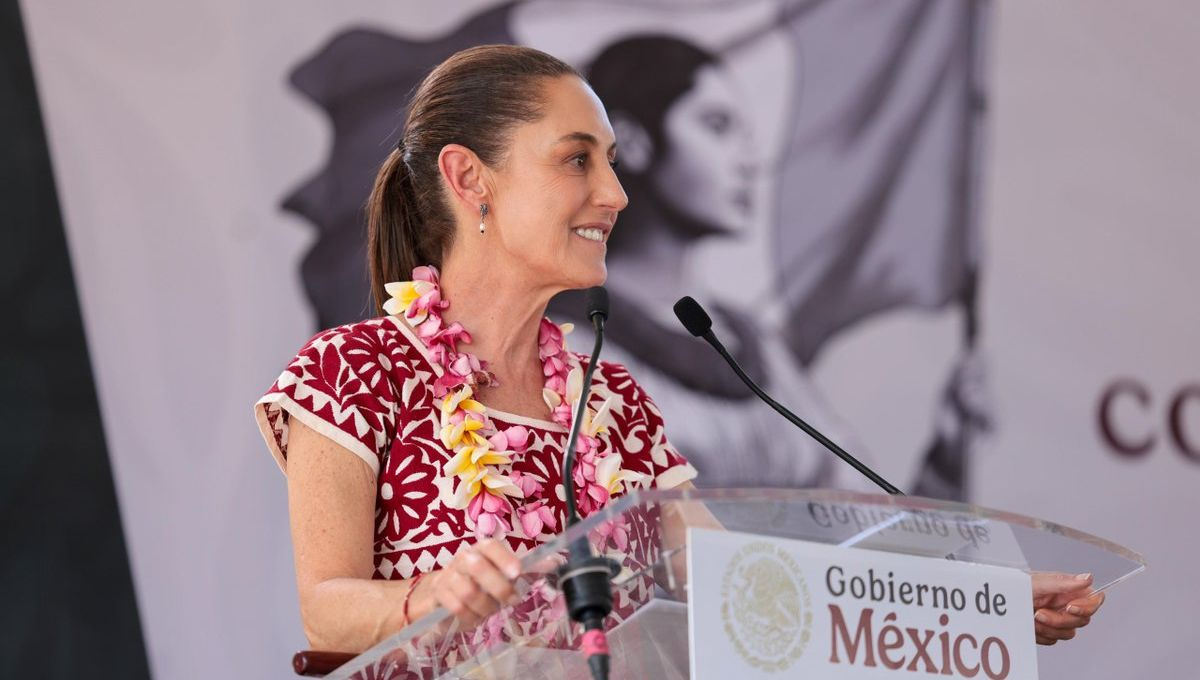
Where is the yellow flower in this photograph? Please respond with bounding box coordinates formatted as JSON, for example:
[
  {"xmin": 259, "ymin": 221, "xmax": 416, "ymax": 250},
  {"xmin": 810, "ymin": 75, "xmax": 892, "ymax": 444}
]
[
  {"xmin": 439, "ymin": 387, "xmax": 488, "ymax": 447},
  {"xmin": 382, "ymin": 280, "xmax": 436, "ymax": 321},
  {"xmin": 595, "ymin": 454, "xmax": 648, "ymax": 496},
  {"xmin": 446, "ymin": 459, "xmax": 523, "ymax": 509},
  {"xmin": 583, "ymin": 396, "xmax": 613, "ymax": 437},
  {"xmin": 441, "ymin": 386, "xmax": 483, "ymax": 415},
  {"xmin": 445, "ymin": 442, "xmax": 512, "ymax": 478}
]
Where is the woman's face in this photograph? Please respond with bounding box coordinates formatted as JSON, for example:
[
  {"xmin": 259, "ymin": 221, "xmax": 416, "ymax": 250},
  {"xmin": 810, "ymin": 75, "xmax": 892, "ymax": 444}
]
[
  {"xmin": 652, "ymin": 64, "xmax": 757, "ymax": 233},
  {"xmin": 483, "ymin": 75, "xmax": 627, "ymax": 292}
]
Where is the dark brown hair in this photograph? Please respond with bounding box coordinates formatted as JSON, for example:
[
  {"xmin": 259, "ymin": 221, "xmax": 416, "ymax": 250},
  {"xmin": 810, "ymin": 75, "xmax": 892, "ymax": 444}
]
[
  {"xmin": 587, "ymin": 35, "xmax": 715, "ymax": 168},
  {"xmin": 366, "ymin": 44, "xmax": 580, "ymax": 313}
]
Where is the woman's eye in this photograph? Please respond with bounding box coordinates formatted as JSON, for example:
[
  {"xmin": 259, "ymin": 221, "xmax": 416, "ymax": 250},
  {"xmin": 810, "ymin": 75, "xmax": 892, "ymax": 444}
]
[
  {"xmin": 569, "ymin": 153, "xmax": 616, "ymax": 170},
  {"xmin": 701, "ymin": 110, "xmax": 732, "ymax": 135},
  {"xmin": 609, "ymin": 158, "xmax": 620, "ymax": 170}
]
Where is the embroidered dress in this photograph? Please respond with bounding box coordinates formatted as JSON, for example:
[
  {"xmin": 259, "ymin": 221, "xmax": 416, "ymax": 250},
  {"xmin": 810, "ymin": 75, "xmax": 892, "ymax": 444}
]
[{"xmin": 254, "ymin": 279, "xmax": 696, "ymax": 583}]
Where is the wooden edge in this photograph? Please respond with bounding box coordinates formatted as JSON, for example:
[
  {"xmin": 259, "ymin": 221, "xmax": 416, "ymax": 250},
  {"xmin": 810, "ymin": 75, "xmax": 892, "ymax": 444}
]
[{"xmin": 292, "ymin": 650, "xmax": 356, "ymax": 677}]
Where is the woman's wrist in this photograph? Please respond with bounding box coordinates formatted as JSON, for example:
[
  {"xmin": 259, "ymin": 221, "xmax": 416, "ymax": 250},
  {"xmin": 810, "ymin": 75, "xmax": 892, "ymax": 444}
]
[
  {"xmin": 399, "ymin": 569, "xmax": 442, "ymax": 628},
  {"xmin": 399, "ymin": 572, "xmax": 424, "ymax": 628}
]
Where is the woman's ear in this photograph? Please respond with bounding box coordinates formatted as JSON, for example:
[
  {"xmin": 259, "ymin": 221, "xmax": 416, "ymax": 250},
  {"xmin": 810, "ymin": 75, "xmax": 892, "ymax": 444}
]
[
  {"xmin": 610, "ymin": 112, "xmax": 654, "ymax": 174},
  {"xmin": 437, "ymin": 143, "xmax": 488, "ymax": 209}
]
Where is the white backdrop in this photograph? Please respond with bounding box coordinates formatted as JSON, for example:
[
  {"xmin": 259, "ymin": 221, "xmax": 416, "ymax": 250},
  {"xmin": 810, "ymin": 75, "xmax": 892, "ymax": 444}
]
[
  {"xmin": 816, "ymin": 2, "xmax": 1200, "ymax": 677},
  {"xmin": 977, "ymin": 2, "xmax": 1199, "ymax": 677},
  {"xmin": 20, "ymin": 1, "xmax": 1198, "ymax": 678}
]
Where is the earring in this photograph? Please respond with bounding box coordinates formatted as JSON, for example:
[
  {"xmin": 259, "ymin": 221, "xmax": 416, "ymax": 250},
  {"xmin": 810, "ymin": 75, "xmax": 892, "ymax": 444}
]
[{"xmin": 479, "ymin": 203, "xmax": 488, "ymax": 234}]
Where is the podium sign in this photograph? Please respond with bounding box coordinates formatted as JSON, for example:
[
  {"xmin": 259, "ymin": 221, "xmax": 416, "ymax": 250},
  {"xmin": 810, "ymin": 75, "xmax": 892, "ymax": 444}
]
[
  {"xmin": 315, "ymin": 489, "xmax": 1142, "ymax": 680},
  {"xmin": 688, "ymin": 528, "xmax": 1036, "ymax": 679}
]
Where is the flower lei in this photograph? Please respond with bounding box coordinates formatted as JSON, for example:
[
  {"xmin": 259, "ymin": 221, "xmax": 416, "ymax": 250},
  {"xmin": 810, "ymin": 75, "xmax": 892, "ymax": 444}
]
[{"xmin": 384, "ymin": 266, "xmax": 645, "ymax": 540}]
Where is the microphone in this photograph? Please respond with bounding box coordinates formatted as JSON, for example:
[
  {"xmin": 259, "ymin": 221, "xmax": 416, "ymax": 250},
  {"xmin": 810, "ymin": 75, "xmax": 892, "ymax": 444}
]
[
  {"xmin": 672, "ymin": 296, "xmax": 904, "ymax": 496},
  {"xmin": 558, "ymin": 286, "xmax": 617, "ymax": 680},
  {"xmin": 564, "ymin": 286, "xmax": 609, "ymax": 523},
  {"xmin": 587, "ymin": 285, "xmax": 609, "ymax": 325}
]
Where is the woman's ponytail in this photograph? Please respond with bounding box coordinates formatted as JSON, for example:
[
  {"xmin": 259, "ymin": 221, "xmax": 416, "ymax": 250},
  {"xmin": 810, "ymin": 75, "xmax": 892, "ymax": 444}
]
[{"xmin": 366, "ymin": 146, "xmax": 423, "ymax": 315}]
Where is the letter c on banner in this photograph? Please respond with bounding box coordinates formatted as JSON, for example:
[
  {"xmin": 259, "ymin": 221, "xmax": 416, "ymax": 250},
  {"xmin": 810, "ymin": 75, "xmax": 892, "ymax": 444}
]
[
  {"xmin": 1169, "ymin": 385, "xmax": 1200, "ymax": 460},
  {"xmin": 1098, "ymin": 379, "xmax": 1154, "ymax": 456}
]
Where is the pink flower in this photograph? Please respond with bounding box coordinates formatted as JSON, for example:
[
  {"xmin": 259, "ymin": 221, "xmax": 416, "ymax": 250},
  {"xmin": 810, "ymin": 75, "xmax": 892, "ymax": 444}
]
[
  {"xmin": 415, "ymin": 315, "xmax": 443, "ymax": 340},
  {"xmin": 509, "ymin": 470, "xmax": 543, "ymax": 497},
  {"xmin": 593, "ymin": 516, "xmax": 630, "ymax": 552},
  {"xmin": 427, "ymin": 343, "xmax": 450, "ymax": 368},
  {"xmin": 408, "ymin": 287, "xmax": 444, "ymax": 321},
  {"xmin": 468, "ymin": 490, "xmax": 514, "ymax": 539},
  {"xmin": 515, "ymin": 500, "xmax": 558, "ymax": 538},
  {"xmin": 488, "ymin": 425, "xmax": 530, "ymax": 454},
  {"xmin": 475, "ymin": 512, "xmax": 512, "ymax": 539},
  {"xmin": 573, "ymin": 455, "xmax": 596, "ymax": 487},
  {"xmin": 432, "ymin": 372, "xmax": 468, "ymax": 398},
  {"xmin": 542, "ymin": 354, "xmax": 567, "ymax": 378},
  {"xmin": 510, "ymin": 577, "xmax": 566, "ymax": 628},
  {"xmin": 538, "ymin": 319, "xmax": 573, "ymax": 405},
  {"xmin": 545, "ymin": 374, "xmax": 567, "ymax": 397},
  {"xmin": 538, "ymin": 319, "xmax": 566, "ymax": 360},
  {"xmin": 573, "ymin": 444, "xmax": 615, "ymax": 517},
  {"xmin": 467, "ymin": 488, "xmax": 511, "ymax": 520},
  {"xmin": 448, "ymin": 352, "xmax": 482, "ymax": 379},
  {"xmin": 549, "ymin": 400, "xmax": 572, "ymax": 427},
  {"xmin": 432, "ymin": 322, "xmax": 472, "ymax": 354},
  {"xmin": 576, "ymin": 433, "xmax": 601, "ymax": 455},
  {"xmin": 431, "ymin": 353, "xmax": 492, "ymax": 397},
  {"xmin": 572, "ymin": 441, "xmax": 601, "ymax": 485},
  {"xmin": 471, "ymin": 611, "xmax": 507, "ymax": 650},
  {"xmin": 412, "ymin": 265, "xmax": 439, "ymax": 284},
  {"xmin": 576, "ymin": 481, "xmax": 610, "ymax": 517}
]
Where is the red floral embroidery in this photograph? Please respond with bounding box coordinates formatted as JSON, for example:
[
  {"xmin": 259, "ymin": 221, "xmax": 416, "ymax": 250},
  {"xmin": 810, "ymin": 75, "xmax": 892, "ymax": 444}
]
[
  {"xmin": 376, "ymin": 430, "xmax": 439, "ymax": 544},
  {"xmin": 257, "ymin": 315, "xmax": 695, "ymax": 584}
]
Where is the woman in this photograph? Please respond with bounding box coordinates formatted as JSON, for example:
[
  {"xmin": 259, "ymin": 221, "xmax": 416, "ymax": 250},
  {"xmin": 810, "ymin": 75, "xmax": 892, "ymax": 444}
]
[
  {"xmin": 557, "ymin": 35, "xmax": 872, "ymax": 491},
  {"xmin": 567, "ymin": 34, "xmax": 990, "ymax": 501},
  {"xmin": 256, "ymin": 44, "xmax": 1100, "ymax": 659},
  {"xmin": 256, "ymin": 44, "xmax": 694, "ymax": 656}
]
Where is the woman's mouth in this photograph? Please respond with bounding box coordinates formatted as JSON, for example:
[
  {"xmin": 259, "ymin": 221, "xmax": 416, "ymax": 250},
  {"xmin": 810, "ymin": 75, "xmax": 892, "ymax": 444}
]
[
  {"xmin": 731, "ymin": 189, "xmax": 753, "ymax": 213},
  {"xmin": 572, "ymin": 226, "xmax": 607, "ymax": 242}
]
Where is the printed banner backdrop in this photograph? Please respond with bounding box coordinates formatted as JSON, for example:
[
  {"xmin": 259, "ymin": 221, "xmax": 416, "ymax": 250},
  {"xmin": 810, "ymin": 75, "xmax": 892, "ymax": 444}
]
[{"xmin": 16, "ymin": 0, "xmax": 1197, "ymax": 678}]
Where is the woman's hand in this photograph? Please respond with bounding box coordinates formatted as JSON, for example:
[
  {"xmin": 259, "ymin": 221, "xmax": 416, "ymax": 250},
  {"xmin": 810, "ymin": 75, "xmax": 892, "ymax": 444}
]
[
  {"xmin": 1031, "ymin": 572, "xmax": 1106, "ymax": 645},
  {"xmin": 426, "ymin": 539, "xmax": 523, "ymax": 628}
]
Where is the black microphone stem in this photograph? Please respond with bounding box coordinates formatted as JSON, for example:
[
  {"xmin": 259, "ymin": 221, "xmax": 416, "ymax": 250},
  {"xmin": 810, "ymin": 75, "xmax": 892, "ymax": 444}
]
[
  {"xmin": 700, "ymin": 329, "xmax": 904, "ymax": 496},
  {"xmin": 563, "ymin": 325, "xmax": 603, "ymax": 527},
  {"xmin": 556, "ymin": 289, "xmax": 615, "ymax": 680}
]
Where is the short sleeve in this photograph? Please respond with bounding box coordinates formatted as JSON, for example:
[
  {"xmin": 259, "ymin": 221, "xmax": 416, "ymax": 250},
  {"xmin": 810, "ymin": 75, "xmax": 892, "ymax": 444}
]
[
  {"xmin": 637, "ymin": 388, "xmax": 699, "ymax": 489},
  {"xmin": 254, "ymin": 321, "xmax": 402, "ymax": 475},
  {"xmin": 593, "ymin": 358, "xmax": 697, "ymax": 489}
]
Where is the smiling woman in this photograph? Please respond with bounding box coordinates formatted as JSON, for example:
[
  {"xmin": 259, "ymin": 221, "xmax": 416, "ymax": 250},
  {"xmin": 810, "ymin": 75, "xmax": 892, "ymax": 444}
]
[
  {"xmin": 253, "ymin": 44, "xmax": 696, "ymax": 658},
  {"xmin": 364, "ymin": 46, "xmax": 623, "ymax": 304}
]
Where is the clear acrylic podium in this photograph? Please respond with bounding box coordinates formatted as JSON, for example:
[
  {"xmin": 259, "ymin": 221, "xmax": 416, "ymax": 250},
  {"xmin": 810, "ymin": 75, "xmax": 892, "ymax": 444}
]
[{"xmin": 315, "ymin": 488, "xmax": 1145, "ymax": 679}]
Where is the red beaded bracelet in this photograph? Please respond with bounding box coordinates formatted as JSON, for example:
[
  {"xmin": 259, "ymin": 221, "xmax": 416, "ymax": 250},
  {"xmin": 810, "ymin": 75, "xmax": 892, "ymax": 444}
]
[{"xmin": 401, "ymin": 572, "xmax": 424, "ymax": 628}]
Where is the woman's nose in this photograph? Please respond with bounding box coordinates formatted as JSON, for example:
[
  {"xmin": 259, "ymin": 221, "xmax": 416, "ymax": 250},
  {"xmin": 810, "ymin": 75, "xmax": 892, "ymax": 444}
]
[
  {"xmin": 736, "ymin": 159, "xmax": 757, "ymax": 182},
  {"xmin": 595, "ymin": 166, "xmax": 630, "ymax": 212}
]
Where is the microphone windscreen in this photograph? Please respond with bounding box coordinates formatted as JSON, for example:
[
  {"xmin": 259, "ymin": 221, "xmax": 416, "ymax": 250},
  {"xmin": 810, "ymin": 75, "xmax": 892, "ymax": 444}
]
[
  {"xmin": 673, "ymin": 296, "xmax": 712, "ymax": 337},
  {"xmin": 586, "ymin": 286, "xmax": 609, "ymax": 322}
]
